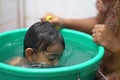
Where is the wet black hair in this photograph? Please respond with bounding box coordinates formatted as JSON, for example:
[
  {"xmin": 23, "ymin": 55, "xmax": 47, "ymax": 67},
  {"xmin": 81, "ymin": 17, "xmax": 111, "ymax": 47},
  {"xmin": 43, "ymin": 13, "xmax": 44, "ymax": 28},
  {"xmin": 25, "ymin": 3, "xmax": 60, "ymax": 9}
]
[{"xmin": 23, "ymin": 22, "xmax": 65, "ymax": 57}]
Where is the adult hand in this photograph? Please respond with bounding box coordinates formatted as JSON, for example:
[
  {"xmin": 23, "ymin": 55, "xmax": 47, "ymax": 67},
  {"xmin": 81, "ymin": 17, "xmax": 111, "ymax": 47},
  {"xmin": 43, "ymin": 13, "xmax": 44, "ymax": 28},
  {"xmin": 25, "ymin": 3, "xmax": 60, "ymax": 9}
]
[
  {"xmin": 96, "ymin": 0, "xmax": 105, "ymax": 13},
  {"xmin": 92, "ymin": 24, "xmax": 119, "ymax": 53},
  {"xmin": 41, "ymin": 13, "xmax": 64, "ymax": 26}
]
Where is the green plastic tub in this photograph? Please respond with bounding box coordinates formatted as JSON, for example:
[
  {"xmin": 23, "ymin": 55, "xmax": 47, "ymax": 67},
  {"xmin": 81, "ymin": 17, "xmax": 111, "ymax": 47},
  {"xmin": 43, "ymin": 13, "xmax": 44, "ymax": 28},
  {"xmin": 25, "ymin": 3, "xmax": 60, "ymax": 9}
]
[{"xmin": 0, "ymin": 28, "xmax": 104, "ymax": 80}]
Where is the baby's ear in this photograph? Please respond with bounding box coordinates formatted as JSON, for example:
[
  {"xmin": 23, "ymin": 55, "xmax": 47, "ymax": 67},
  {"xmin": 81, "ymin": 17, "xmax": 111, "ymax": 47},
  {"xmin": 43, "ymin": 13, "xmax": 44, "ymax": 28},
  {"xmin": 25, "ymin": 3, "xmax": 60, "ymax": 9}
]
[{"xmin": 25, "ymin": 48, "xmax": 33, "ymax": 61}]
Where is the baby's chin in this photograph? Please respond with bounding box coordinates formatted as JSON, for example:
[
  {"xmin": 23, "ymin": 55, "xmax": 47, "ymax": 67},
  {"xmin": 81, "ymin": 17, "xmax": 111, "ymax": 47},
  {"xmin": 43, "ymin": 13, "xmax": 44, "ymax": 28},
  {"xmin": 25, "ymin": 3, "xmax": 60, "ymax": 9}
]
[{"xmin": 25, "ymin": 61, "xmax": 60, "ymax": 68}]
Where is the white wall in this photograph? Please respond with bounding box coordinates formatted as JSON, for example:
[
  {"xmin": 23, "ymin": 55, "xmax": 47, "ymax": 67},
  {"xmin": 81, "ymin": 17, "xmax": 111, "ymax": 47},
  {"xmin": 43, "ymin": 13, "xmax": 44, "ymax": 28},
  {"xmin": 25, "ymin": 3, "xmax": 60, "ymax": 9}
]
[
  {"xmin": 0, "ymin": 0, "xmax": 18, "ymax": 32},
  {"xmin": 0, "ymin": 0, "xmax": 97, "ymax": 32},
  {"xmin": 25, "ymin": 0, "xmax": 97, "ymax": 27}
]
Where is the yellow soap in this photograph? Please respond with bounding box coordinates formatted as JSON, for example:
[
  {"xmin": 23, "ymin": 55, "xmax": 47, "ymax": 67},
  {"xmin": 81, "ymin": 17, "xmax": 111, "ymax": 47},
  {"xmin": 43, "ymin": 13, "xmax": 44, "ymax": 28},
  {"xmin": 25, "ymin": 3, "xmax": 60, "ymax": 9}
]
[
  {"xmin": 46, "ymin": 15, "xmax": 61, "ymax": 30},
  {"xmin": 46, "ymin": 15, "xmax": 53, "ymax": 21}
]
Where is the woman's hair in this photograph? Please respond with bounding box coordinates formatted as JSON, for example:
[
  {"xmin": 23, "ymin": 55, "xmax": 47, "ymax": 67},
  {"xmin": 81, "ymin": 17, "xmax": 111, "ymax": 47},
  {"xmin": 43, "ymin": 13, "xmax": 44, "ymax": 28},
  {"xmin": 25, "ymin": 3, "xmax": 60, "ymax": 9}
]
[{"xmin": 23, "ymin": 22, "xmax": 65, "ymax": 57}]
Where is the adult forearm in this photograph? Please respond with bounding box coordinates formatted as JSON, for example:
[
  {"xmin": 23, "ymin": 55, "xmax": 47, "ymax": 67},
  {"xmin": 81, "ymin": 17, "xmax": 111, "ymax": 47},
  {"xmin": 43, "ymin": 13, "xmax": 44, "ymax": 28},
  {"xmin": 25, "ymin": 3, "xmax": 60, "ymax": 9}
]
[{"xmin": 62, "ymin": 17, "xmax": 98, "ymax": 34}]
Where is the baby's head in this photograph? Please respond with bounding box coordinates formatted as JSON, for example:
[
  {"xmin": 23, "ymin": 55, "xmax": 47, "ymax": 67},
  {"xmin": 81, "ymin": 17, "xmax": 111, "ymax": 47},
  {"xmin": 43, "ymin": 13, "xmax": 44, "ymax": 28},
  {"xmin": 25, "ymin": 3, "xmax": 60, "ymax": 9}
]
[{"xmin": 24, "ymin": 22, "xmax": 65, "ymax": 66}]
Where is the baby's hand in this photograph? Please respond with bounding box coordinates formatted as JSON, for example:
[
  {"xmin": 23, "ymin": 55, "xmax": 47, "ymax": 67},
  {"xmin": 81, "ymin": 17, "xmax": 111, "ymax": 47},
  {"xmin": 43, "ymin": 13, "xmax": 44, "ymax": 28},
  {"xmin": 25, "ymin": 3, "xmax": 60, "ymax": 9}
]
[{"xmin": 92, "ymin": 24, "xmax": 118, "ymax": 52}]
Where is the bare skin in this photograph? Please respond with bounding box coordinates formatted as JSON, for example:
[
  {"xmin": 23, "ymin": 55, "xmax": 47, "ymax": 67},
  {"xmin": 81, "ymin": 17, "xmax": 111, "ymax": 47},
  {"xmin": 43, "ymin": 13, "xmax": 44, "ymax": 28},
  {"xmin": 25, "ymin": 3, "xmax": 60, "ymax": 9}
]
[{"xmin": 7, "ymin": 57, "xmax": 26, "ymax": 66}]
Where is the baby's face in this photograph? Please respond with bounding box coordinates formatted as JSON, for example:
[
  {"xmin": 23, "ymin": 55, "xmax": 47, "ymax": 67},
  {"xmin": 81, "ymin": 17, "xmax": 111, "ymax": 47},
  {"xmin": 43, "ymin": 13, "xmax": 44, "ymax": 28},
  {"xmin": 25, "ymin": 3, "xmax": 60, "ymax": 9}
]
[{"xmin": 32, "ymin": 43, "xmax": 64, "ymax": 66}]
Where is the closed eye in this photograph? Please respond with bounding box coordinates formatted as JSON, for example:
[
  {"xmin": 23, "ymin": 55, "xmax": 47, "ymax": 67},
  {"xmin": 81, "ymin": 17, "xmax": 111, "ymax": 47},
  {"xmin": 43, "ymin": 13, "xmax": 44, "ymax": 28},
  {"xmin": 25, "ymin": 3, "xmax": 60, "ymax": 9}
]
[{"xmin": 48, "ymin": 54, "xmax": 60, "ymax": 61}]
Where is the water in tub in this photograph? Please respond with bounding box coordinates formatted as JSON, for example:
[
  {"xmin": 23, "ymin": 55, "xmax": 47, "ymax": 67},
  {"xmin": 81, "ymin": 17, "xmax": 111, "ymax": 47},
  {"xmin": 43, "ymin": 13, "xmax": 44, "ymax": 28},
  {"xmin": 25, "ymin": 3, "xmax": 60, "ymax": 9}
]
[
  {"xmin": 59, "ymin": 39, "xmax": 97, "ymax": 67},
  {"xmin": 4, "ymin": 39, "xmax": 97, "ymax": 68}
]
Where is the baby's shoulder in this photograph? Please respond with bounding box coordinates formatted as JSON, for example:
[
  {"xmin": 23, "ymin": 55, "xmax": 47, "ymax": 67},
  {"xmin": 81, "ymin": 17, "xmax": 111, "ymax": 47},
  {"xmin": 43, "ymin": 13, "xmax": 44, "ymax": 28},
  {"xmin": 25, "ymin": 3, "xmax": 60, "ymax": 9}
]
[{"xmin": 7, "ymin": 57, "xmax": 26, "ymax": 66}]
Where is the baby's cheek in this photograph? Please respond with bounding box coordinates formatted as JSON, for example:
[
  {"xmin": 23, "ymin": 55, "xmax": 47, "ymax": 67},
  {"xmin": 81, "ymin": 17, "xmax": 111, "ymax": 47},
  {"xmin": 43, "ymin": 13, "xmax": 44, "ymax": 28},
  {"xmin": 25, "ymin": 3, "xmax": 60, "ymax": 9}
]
[{"xmin": 53, "ymin": 59, "xmax": 59, "ymax": 65}]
